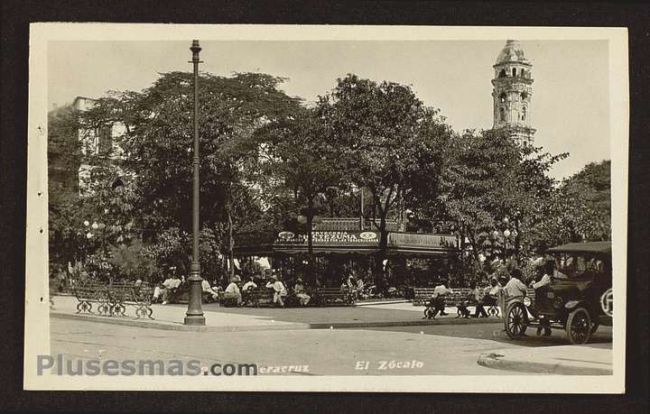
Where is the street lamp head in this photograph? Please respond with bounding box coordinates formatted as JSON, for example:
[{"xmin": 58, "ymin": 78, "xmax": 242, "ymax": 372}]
[
  {"xmin": 190, "ymin": 40, "xmax": 201, "ymax": 62},
  {"xmin": 492, "ymin": 230, "xmax": 500, "ymax": 238},
  {"xmin": 503, "ymin": 229, "xmax": 511, "ymax": 238}
]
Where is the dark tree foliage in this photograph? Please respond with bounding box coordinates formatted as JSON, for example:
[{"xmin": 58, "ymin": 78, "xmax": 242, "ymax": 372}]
[
  {"xmin": 531, "ymin": 160, "xmax": 611, "ymax": 248},
  {"xmin": 315, "ymin": 75, "xmax": 453, "ymax": 270}
]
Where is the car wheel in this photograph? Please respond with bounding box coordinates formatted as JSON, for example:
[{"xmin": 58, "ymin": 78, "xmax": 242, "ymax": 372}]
[
  {"xmin": 566, "ymin": 307, "xmax": 593, "ymax": 345},
  {"xmin": 591, "ymin": 321, "xmax": 600, "ymax": 335},
  {"xmin": 505, "ymin": 302, "xmax": 528, "ymax": 339}
]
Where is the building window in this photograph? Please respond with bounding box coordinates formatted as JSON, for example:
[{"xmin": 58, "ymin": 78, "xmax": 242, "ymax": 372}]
[
  {"xmin": 98, "ymin": 125, "xmax": 112, "ymax": 155},
  {"xmin": 512, "ymin": 68, "xmax": 517, "ymax": 76},
  {"xmin": 522, "ymin": 106, "xmax": 527, "ymax": 121},
  {"xmin": 499, "ymin": 93, "xmax": 506, "ymax": 103},
  {"xmin": 500, "ymin": 107, "xmax": 505, "ymax": 121},
  {"xmin": 499, "ymin": 69, "xmax": 506, "ymax": 78},
  {"xmin": 521, "ymin": 92, "xmax": 528, "ymax": 101}
]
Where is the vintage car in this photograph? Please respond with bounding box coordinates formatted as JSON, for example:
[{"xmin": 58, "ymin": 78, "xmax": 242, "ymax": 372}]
[{"xmin": 504, "ymin": 241, "xmax": 612, "ymax": 344}]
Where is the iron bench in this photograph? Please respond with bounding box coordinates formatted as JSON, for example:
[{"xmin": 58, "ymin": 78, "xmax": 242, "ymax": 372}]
[
  {"xmin": 107, "ymin": 282, "xmax": 155, "ymax": 319},
  {"xmin": 73, "ymin": 281, "xmax": 111, "ymax": 315},
  {"xmin": 313, "ymin": 287, "xmax": 355, "ymax": 306}
]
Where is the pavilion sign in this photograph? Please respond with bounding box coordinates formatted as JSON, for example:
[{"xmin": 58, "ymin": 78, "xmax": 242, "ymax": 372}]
[{"xmin": 275, "ymin": 230, "xmax": 380, "ymax": 246}]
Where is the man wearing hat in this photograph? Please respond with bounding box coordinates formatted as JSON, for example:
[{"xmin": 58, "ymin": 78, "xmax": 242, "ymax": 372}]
[
  {"xmin": 266, "ymin": 273, "xmax": 287, "ymax": 307},
  {"xmin": 432, "ymin": 278, "xmax": 452, "ymax": 316},
  {"xmin": 293, "ymin": 278, "xmax": 310, "ymax": 306},
  {"xmin": 160, "ymin": 266, "xmax": 182, "ymax": 305},
  {"xmin": 529, "ymin": 258, "xmax": 564, "ymax": 336},
  {"xmin": 223, "ymin": 275, "xmax": 242, "ymax": 306}
]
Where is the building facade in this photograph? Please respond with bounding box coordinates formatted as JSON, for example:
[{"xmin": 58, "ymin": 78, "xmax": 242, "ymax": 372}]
[
  {"xmin": 491, "ymin": 40, "xmax": 536, "ymax": 144},
  {"xmin": 72, "ymin": 97, "xmax": 128, "ymax": 194}
]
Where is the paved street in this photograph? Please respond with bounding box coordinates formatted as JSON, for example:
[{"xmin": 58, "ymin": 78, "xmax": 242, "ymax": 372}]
[
  {"xmin": 49, "ymin": 311, "xmax": 612, "ymax": 376},
  {"xmin": 51, "ymin": 318, "xmax": 519, "ymax": 375}
]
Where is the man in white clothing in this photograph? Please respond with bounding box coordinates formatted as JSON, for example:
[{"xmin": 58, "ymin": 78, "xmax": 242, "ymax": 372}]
[
  {"xmin": 432, "ymin": 279, "xmax": 452, "ymax": 316},
  {"xmin": 223, "ymin": 276, "xmax": 242, "ymax": 306},
  {"xmin": 266, "ymin": 274, "xmax": 287, "ymax": 307}
]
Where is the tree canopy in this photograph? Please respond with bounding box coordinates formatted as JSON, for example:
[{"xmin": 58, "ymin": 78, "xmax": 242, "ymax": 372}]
[{"xmin": 48, "ymin": 70, "xmax": 611, "ymax": 286}]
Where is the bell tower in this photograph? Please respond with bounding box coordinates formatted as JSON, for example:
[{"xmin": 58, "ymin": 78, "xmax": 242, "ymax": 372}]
[{"xmin": 492, "ymin": 40, "xmax": 536, "ymax": 144}]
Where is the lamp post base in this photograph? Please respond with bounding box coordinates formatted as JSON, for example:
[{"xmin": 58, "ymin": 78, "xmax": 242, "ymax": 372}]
[
  {"xmin": 184, "ymin": 315, "xmax": 206, "ymax": 325},
  {"xmin": 184, "ymin": 268, "xmax": 206, "ymax": 326}
]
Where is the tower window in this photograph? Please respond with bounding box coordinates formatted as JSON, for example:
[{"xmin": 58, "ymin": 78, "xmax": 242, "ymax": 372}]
[
  {"xmin": 500, "ymin": 107, "xmax": 505, "ymax": 121},
  {"xmin": 522, "ymin": 106, "xmax": 527, "ymax": 121},
  {"xmin": 499, "ymin": 69, "xmax": 506, "ymax": 78},
  {"xmin": 499, "ymin": 92, "xmax": 506, "ymax": 103},
  {"xmin": 521, "ymin": 92, "xmax": 528, "ymax": 101},
  {"xmin": 512, "ymin": 68, "xmax": 517, "ymax": 77}
]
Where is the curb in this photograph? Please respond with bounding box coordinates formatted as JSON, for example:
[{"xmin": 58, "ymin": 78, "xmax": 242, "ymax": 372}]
[
  {"xmin": 310, "ymin": 317, "xmax": 500, "ymax": 329},
  {"xmin": 50, "ymin": 312, "xmax": 309, "ymax": 333},
  {"xmin": 477, "ymin": 352, "xmax": 612, "ymax": 375},
  {"xmin": 52, "ymin": 310, "xmax": 500, "ymax": 332},
  {"xmin": 355, "ymin": 300, "xmax": 410, "ymax": 306}
]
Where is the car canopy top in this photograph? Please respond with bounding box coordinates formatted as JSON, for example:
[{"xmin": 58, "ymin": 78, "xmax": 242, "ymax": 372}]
[{"xmin": 547, "ymin": 241, "xmax": 611, "ymax": 255}]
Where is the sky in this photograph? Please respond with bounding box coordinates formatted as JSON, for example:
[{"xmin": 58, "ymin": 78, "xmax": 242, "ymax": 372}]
[{"xmin": 48, "ymin": 40, "xmax": 610, "ymax": 180}]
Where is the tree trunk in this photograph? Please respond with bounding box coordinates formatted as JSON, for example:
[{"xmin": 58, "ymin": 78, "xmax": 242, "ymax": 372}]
[
  {"xmin": 227, "ymin": 199, "xmax": 235, "ymax": 278},
  {"xmin": 371, "ymin": 190, "xmax": 391, "ymax": 295},
  {"xmin": 306, "ymin": 198, "xmax": 315, "ymax": 256}
]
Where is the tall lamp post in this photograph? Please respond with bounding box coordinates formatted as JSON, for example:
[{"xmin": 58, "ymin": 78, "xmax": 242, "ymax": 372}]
[{"xmin": 185, "ymin": 40, "xmax": 206, "ymax": 325}]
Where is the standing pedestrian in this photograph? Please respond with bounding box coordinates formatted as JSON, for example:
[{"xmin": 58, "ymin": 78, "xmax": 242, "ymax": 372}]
[
  {"xmin": 471, "ymin": 282, "xmax": 489, "ymax": 318},
  {"xmin": 432, "ymin": 279, "xmax": 452, "ymax": 316}
]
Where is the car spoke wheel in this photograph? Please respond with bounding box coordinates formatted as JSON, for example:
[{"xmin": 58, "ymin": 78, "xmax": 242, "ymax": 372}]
[
  {"xmin": 591, "ymin": 321, "xmax": 600, "ymax": 335},
  {"xmin": 505, "ymin": 303, "xmax": 528, "ymax": 339},
  {"xmin": 566, "ymin": 307, "xmax": 592, "ymax": 345}
]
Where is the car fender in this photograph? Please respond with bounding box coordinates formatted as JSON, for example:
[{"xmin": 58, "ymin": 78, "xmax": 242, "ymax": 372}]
[{"xmin": 564, "ymin": 300, "xmax": 585, "ymax": 311}]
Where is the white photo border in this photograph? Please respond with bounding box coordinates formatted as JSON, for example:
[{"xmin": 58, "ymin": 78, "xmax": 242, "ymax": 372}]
[{"xmin": 25, "ymin": 23, "xmax": 628, "ymax": 393}]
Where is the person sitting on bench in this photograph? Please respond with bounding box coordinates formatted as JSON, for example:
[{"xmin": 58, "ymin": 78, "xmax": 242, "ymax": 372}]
[
  {"xmin": 293, "ymin": 278, "xmax": 311, "ymax": 306},
  {"xmin": 266, "ymin": 273, "xmax": 287, "ymax": 307},
  {"xmin": 201, "ymin": 278, "xmax": 220, "ymax": 303},
  {"xmin": 223, "ymin": 276, "xmax": 242, "ymax": 306},
  {"xmin": 161, "ymin": 267, "xmax": 182, "ymax": 305}
]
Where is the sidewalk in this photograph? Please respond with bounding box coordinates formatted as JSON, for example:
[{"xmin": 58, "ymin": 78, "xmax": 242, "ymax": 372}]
[
  {"xmin": 50, "ymin": 295, "xmax": 500, "ymax": 331},
  {"xmin": 50, "ymin": 295, "xmax": 307, "ymax": 332},
  {"xmin": 477, "ymin": 342, "xmax": 613, "ymax": 375}
]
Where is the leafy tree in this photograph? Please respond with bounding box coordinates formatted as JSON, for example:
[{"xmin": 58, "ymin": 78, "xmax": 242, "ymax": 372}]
[
  {"xmin": 256, "ymin": 108, "xmax": 344, "ymax": 254},
  {"xmin": 530, "ymin": 160, "xmax": 611, "ymax": 247},
  {"xmin": 316, "ymin": 74, "xmax": 452, "ymax": 282},
  {"xmin": 108, "ymin": 239, "xmax": 156, "ymax": 281},
  {"xmin": 80, "ymin": 71, "xmax": 302, "ymax": 275},
  {"xmin": 48, "ymin": 106, "xmax": 83, "ymax": 270},
  {"xmin": 434, "ymin": 128, "xmax": 567, "ymax": 265}
]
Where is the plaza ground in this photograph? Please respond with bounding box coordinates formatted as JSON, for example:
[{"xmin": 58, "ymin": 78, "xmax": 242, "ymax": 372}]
[{"xmin": 49, "ymin": 295, "xmax": 613, "ymax": 376}]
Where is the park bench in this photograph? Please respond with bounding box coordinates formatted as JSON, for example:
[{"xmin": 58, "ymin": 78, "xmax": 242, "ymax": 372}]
[
  {"xmin": 72, "ymin": 281, "xmax": 154, "ymax": 319},
  {"xmin": 412, "ymin": 287, "xmax": 500, "ymax": 316},
  {"xmin": 313, "ymin": 287, "xmax": 355, "ymax": 306},
  {"xmin": 73, "ymin": 281, "xmax": 111, "ymax": 315},
  {"xmin": 107, "ymin": 282, "xmax": 155, "ymax": 319},
  {"xmin": 241, "ymin": 287, "xmax": 275, "ymax": 307},
  {"xmin": 412, "ymin": 287, "xmax": 436, "ymax": 306}
]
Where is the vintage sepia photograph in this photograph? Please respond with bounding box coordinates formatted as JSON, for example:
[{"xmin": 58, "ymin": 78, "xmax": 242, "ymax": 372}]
[{"xmin": 24, "ymin": 24, "xmax": 628, "ymax": 392}]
